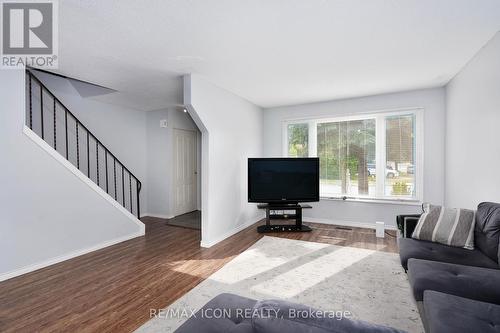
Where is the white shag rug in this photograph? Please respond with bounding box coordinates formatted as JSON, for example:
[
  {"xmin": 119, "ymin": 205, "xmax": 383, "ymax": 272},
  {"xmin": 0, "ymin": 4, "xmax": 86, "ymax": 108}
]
[{"xmin": 136, "ymin": 236, "xmax": 423, "ymax": 333}]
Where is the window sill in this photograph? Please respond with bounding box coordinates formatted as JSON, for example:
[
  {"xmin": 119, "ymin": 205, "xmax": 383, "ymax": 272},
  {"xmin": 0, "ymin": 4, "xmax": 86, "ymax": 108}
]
[{"xmin": 319, "ymin": 196, "xmax": 422, "ymax": 206}]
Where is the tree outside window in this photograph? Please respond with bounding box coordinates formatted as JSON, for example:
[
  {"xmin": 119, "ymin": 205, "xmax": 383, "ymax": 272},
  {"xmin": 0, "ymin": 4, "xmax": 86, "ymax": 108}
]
[
  {"xmin": 285, "ymin": 110, "xmax": 419, "ymax": 200},
  {"xmin": 287, "ymin": 123, "xmax": 308, "ymax": 157}
]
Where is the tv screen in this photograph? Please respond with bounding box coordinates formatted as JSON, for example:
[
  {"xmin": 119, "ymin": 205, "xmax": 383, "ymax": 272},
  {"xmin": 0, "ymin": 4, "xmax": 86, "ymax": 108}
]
[{"xmin": 248, "ymin": 158, "xmax": 319, "ymax": 204}]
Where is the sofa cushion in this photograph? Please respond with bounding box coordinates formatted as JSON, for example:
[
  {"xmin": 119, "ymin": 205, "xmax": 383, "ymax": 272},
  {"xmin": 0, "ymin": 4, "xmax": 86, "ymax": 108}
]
[
  {"xmin": 475, "ymin": 202, "xmax": 500, "ymax": 263},
  {"xmin": 424, "ymin": 290, "xmax": 500, "ymax": 333},
  {"xmin": 174, "ymin": 293, "xmax": 256, "ymax": 333},
  {"xmin": 407, "ymin": 259, "xmax": 500, "ymax": 304},
  {"xmin": 412, "ymin": 203, "xmax": 475, "ymax": 249},
  {"xmin": 252, "ymin": 299, "xmax": 406, "ymax": 333},
  {"xmin": 399, "ymin": 237, "xmax": 498, "ymax": 270}
]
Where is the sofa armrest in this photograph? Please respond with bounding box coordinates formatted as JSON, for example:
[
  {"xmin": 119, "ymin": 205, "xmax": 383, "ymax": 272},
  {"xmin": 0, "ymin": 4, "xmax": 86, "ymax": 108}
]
[
  {"xmin": 408, "ymin": 259, "xmax": 500, "ymax": 304},
  {"xmin": 396, "ymin": 214, "xmax": 421, "ymax": 238},
  {"xmin": 253, "ymin": 299, "xmax": 405, "ymax": 333},
  {"xmin": 174, "ymin": 293, "xmax": 257, "ymax": 333},
  {"xmin": 424, "ymin": 290, "xmax": 500, "ymax": 333}
]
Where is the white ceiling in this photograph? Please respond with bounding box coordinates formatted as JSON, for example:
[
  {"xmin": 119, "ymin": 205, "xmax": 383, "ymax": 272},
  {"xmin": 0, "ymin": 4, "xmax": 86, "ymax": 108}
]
[{"xmin": 57, "ymin": 0, "xmax": 500, "ymax": 110}]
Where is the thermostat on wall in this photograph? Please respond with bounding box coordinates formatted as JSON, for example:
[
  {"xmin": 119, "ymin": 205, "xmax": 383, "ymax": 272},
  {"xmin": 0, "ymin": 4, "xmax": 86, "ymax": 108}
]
[{"xmin": 160, "ymin": 119, "xmax": 168, "ymax": 128}]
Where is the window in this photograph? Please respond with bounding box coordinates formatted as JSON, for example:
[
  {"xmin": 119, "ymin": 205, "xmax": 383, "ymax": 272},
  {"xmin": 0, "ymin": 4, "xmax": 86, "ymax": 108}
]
[
  {"xmin": 385, "ymin": 114, "xmax": 416, "ymax": 198},
  {"xmin": 287, "ymin": 123, "xmax": 309, "ymax": 157},
  {"xmin": 283, "ymin": 110, "xmax": 422, "ymax": 201},
  {"xmin": 317, "ymin": 119, "xmax": 376, "ymax": 197}
]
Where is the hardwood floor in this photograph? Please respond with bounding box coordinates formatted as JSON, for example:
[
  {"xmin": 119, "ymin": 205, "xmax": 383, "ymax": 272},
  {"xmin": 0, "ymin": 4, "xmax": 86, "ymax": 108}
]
[{"xmin": 0, "ymin": 218, "xmax": 397, "ymax": 333}]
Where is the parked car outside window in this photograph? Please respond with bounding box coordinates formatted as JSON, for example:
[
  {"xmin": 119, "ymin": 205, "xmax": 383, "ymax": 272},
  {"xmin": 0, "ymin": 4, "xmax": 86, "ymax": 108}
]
[{"xmin": 367, "ymin": 163, "xmax": 400, "ymax": 178}]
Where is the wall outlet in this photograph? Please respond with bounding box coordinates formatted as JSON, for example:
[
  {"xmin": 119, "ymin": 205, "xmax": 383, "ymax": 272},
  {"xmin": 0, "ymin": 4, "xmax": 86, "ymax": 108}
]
[
  {"xmin": 160, "ymin": 119, "xmax": 168, "ymax": 128},
  {"xmin": 376, "ymin": 221, "xmax": 385, "ymax": 238}
]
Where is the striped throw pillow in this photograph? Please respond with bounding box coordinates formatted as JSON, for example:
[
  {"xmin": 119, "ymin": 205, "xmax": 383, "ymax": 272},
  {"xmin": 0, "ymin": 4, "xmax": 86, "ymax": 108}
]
[{"xmin": 412, "ymin": 203, "xmax": 476, "ymax": 250}]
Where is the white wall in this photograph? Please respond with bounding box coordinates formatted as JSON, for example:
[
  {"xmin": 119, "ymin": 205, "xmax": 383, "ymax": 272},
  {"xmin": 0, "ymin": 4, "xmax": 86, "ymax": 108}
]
[
  {"xmin": 32, "ymin": 71, "xmax": 149, "ymax": 213},
  {"xmin": 33, "ymin": 71, "xmax": 202, "ymax": 221},
  {"xmin": 184, "ymin": 74, "xmax": 264, "ymax": 246},
  {"xmin": 445, "ymin": 32, "xmax": 500, "ymax": 209},
  {"xmin": 0, "ymin": 70, "xmax": 144, "ymax": 281},
  {"xmin": 146, "ymin": 108, "xmax": 201, "ymax": 218},
  {"xmin": 263, "ymin": 88, "xmax": 446, "ymax": 227},
  {"xmin": 146, "ymin": 109, "xmax": 170, "ymax": 217}
]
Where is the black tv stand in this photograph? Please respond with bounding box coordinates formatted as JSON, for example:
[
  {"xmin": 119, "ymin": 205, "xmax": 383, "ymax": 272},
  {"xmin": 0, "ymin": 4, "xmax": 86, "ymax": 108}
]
[{"xmin": 257, "ymin": 203, "xmax": 312, "ymax": 233}]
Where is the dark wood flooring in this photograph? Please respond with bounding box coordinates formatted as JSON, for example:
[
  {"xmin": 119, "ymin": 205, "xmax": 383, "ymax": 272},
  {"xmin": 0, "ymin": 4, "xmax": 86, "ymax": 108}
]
[{"xmin": 0, "ymin": 218, "xmax": 397, "ymax": 333}]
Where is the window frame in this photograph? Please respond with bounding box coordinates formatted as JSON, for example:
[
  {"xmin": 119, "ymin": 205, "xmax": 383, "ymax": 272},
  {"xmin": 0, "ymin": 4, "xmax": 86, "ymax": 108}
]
[{"xmin": 282, "ymin": 108, "xmax": 424, "ymax": 203}]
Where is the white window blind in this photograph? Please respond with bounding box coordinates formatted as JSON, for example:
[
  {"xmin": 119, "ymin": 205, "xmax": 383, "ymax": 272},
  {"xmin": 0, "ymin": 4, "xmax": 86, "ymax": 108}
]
[{"xmin": 283, "ymin": 109, "xmax": 422, "ymax": 201}]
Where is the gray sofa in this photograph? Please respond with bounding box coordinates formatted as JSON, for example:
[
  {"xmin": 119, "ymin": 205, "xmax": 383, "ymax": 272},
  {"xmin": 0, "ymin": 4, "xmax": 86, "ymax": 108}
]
[
  {"xmin": 399, "ymin": 237, "xmax": 498, "ymax": 271},
  {"xmin": 408, "ymin": 259, "xmax": 500, "ymax": 305},
  {"xmin": 398, "ymin": 202, "xmax": 500, "ymax": 333},
  {"xmin": 399, "ymin": 202, "xmax": 500, "ymax": 271},
  {"xmin": 174, "ymin": 293, "xmax": 405, "ymax": 333},
  {"xmin": 424, "ymin": 291, "xmax": 500, "ymax": 333}
]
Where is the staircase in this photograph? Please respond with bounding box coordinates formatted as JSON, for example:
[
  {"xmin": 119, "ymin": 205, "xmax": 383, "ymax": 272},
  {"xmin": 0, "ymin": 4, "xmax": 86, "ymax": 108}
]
[{"xmin": 25, "ymin": 70, "xmax": 142, "ymax": 218}]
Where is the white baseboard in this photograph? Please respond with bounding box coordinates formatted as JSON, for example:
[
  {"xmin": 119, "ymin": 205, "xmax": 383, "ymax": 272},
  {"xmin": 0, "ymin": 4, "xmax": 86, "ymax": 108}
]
[
  {"xmin": 303, "ymin": 217, "xmax": 397, "ymax": 231},
  {"xmin": 23, "ymin": 126, "xmax": 145, "ymax": 233},
  {"xmin": 200, "ymin": 214, "xmax": 264, "ymax": 248},
  {"xmin": 0, "ymin": 231, "xmax": 144, "ymax": 282},
  {"xmin": 199, "ymin": 215, "xmax": 396, "ymax": 248}
]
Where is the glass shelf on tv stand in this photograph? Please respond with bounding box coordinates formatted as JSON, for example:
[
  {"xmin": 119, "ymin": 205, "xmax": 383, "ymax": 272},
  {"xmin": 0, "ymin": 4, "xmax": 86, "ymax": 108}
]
[{"xmin": 256, "ymin": 203, "xmax": 312, "ymax": 233}]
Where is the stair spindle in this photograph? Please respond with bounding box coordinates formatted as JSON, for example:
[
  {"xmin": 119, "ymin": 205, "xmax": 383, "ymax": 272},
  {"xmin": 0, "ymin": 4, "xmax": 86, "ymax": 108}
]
[{"xmin": 25, "ymin": 70, "xmax": 142, "ymax": 219}]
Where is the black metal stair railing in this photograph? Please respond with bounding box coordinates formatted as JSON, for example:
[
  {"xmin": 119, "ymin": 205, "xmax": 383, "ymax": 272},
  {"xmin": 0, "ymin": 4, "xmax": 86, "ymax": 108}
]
[{"xmin": 25, "ymin": 70, "xmax": 141, "ymax": 218}]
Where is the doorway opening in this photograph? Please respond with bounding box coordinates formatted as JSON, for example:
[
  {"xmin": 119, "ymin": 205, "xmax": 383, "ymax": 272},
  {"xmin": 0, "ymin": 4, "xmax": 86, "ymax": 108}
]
[{"xmin": 166, "ymin": 115, "xmax": 201, "ymax": 230}]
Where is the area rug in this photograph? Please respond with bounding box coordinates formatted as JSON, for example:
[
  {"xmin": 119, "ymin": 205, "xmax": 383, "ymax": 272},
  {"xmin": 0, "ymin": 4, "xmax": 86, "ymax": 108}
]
[{"xmin": 136, "ymin": 236, "xmax": 423, "ymax": 332}]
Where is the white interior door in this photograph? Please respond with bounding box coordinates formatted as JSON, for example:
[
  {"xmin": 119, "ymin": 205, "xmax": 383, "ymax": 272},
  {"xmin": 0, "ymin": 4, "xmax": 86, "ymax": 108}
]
[{"xmin": 173, "ymin": 129, "xmax": 197, "ymax": 216}]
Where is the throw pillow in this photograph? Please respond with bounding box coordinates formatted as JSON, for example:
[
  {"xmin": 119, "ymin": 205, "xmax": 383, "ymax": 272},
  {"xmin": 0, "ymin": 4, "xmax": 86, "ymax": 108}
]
[{"xmin": 412, "ymin": 203, "xmax": 475, "ymax": 249}]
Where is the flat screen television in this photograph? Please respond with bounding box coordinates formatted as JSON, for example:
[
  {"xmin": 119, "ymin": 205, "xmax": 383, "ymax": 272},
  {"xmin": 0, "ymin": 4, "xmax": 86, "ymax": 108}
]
[{"xmin": 248, "ymin": 158, "xmax": 320, "ymax": 204}]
